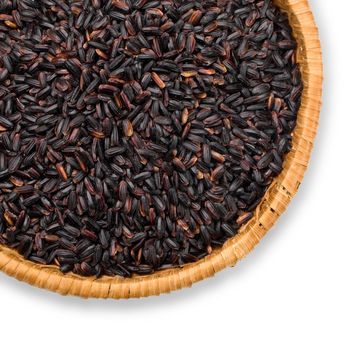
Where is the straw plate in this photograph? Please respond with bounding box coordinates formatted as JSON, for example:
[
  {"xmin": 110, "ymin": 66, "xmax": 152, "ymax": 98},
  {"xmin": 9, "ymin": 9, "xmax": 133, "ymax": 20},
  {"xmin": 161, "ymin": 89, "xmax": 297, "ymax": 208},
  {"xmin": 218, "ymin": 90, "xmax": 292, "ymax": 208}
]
[{"xmin": 0, "ymin": 0, "xmax": 322, "ymax": 299}]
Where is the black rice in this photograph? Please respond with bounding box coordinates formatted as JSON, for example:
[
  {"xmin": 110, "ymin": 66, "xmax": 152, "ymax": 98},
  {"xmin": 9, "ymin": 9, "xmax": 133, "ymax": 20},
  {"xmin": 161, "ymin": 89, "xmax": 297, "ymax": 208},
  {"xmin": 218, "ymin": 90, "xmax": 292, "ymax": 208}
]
[{"xmin": 0, "ymin": 0, "xmax": 302, "ymax": 277}]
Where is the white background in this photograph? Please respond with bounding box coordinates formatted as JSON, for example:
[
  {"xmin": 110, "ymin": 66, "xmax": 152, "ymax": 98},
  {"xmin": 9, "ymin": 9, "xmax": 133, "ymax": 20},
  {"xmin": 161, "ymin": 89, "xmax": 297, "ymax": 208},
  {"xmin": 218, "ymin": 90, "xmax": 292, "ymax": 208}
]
[{"xmin": 0, "ymin": 1, "xmax": 349, "ymax": 349}]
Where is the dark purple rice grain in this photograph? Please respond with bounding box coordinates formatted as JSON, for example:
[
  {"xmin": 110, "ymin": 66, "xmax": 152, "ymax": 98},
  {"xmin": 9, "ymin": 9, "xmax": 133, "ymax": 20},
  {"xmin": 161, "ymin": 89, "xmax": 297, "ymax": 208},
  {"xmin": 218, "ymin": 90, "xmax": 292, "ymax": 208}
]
[{"xmin": 0, "ymin": 0, "xmax": 302, "ymax": 277}]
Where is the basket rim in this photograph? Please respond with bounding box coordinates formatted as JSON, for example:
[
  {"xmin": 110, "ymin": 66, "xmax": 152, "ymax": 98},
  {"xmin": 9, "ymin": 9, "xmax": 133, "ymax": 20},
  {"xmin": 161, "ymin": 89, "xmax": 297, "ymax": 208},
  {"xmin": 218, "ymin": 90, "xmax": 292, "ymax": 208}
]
[{"xmin": 0, "ymin": 0, "xmax": 323, "ymax": 299}]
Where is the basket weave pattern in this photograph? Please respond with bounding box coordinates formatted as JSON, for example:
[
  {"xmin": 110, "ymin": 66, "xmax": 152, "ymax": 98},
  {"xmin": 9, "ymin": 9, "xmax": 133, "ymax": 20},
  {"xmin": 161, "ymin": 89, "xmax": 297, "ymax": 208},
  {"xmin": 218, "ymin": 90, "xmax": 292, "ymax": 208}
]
[{"xmin": 0, "ymin": 0, "xmax": 322, "ymax": 298}]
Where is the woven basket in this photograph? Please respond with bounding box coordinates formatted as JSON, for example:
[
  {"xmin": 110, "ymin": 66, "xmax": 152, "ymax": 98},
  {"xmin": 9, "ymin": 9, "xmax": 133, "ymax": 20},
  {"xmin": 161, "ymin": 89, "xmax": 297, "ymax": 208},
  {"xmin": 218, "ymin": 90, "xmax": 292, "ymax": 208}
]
[{"xmin": 0, "ymin": 0, "xmax": 322, "ymax": 299}]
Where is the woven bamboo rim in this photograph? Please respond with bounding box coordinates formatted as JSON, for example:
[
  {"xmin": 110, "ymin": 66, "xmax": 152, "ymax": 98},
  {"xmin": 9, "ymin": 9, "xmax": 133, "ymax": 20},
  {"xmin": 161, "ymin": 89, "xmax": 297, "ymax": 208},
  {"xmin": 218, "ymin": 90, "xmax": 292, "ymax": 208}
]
[{"xmin": 0, "ymin": 0, "xmax": 322, "ymax": 299}]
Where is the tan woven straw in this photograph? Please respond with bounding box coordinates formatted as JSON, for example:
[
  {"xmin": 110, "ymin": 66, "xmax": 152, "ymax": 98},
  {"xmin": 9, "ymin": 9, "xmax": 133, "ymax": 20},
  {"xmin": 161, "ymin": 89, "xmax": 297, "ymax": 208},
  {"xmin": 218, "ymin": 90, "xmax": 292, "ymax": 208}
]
[{"xmin": 0, "ymin": 0, "xmax": 322, "ymax": 299}]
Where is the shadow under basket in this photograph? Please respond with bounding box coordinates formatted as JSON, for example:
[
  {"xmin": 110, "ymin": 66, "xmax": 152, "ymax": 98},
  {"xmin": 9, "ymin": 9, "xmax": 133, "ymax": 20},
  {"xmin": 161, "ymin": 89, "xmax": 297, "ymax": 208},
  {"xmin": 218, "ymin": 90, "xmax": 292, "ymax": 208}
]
[{"xmin": 0, "ymin": 0, "xmax": 323, "ymax": 299}]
